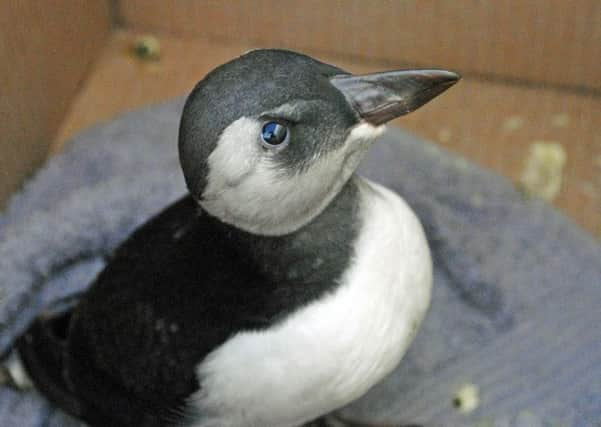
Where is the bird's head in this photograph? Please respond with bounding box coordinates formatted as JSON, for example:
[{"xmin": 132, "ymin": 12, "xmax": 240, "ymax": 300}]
[{"xmin": 179, "ymin": 49, "xmax": 458, "ymax": 235}]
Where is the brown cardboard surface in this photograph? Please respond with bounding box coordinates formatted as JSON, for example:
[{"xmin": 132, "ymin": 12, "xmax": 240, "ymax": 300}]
[
  {"xmin": 118, "ymin": 0, "xmax": 601, "ymax": 91},
  {"xmin": 0, "ymin": 1, "xmax": 111, "ymax": 206},
  {"xmin": 53, "ymin": 31, "xmax": 601, "ymax": 237}
]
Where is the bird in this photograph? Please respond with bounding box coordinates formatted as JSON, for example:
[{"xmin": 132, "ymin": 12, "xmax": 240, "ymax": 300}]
[{"xmin": 15, "ymin": 49, "xmax": 458, "ymax": 427}]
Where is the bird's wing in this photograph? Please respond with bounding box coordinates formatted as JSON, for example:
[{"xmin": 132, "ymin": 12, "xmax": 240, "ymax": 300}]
[{"xmin": 22, "ymin": 195, "xmax": 269, "ymax": 426}]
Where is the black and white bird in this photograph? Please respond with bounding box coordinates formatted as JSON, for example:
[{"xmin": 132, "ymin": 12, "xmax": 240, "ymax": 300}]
[{"xmin": 15, "ymin": 49, "xmax": 458, "ymax": 427}]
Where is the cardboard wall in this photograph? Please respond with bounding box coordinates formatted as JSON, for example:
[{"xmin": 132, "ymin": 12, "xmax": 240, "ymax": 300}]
[
  {"xmin": 1, "ymin": 2, "xmax": 599, "ymax": 235},
  {"xmin": 0, "ymin": 1, "xmax": 111, "ymax": 206},
  {"xmin": 119, "ymin": 0, "xmax": 601, "ymax": 91}
]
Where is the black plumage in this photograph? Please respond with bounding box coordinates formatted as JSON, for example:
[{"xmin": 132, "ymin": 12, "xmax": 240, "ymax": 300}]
[{"xmin": 18, "ymin": 182, "xmax": 359, "ymax": 426}]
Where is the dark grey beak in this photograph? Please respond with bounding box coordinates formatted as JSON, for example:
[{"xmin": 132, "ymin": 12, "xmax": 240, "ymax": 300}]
[{"xmin": 330, "ymin": 69, "xmax": 460, "ymax": 126}]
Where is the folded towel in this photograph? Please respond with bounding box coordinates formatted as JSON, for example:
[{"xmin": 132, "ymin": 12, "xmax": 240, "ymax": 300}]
[{"xmin": 1, "ymin": 98, "xmax": 599, "ymax": 427}]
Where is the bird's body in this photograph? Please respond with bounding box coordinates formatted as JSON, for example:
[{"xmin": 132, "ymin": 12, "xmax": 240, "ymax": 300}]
[
  {"xmin": 191, "ymin": 177, "xmax": 431, "ymax": 427},
  {"xmin": 15, "ymin": 49, "xmax": 457, "ymax": 426}
]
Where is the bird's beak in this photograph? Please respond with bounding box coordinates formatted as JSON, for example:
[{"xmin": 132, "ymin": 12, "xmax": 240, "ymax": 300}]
[{"xmin": 330, "ymin": 69, "xmax": 460, "ymax": 126}]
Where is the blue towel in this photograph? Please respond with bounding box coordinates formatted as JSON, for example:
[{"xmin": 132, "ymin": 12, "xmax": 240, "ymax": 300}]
[{"xmin": 1, "ymin": 98, "xmax": 599, "ymax": 427}]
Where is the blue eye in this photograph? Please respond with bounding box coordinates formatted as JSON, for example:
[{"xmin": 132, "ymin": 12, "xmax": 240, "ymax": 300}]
[{"xmin": 261, "ymin": 121, "xmax": 288, "ymax": 146}]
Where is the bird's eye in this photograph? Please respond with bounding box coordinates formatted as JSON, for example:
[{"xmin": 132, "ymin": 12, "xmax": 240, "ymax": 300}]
[{"xmin": 261, "ymin": 121, "xmax": 288, "ymax": 147}]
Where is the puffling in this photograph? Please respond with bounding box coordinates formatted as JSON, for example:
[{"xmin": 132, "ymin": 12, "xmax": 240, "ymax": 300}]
[{"xmin": 16, "ymin": 49, "xmax": 459, "ymax": 427}]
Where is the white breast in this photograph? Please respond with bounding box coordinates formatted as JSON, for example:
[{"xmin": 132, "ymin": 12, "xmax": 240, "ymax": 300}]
[{"xmin": 189, "ymin": 177, "xmax": 433, "ymax": 427}]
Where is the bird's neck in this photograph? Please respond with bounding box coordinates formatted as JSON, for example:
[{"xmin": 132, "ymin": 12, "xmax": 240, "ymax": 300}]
[{"xmin": 201, "ymin": 177, "xmax": 361, "ymax": 287}]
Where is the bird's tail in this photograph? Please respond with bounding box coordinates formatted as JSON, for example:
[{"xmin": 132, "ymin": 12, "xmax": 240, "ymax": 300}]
[
  {"xmin": 15, "ymin": 310, "xmax": 88, "ymax": 418},
  {"xmin": 16, "ymin": 311, "xmax": 167, "ymax": 427}
]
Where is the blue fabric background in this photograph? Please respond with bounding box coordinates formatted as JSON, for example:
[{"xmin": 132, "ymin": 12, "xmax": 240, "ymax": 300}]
[{"xmin": 1, "ymin": 99, "xmax": 599, "ymax": 426}]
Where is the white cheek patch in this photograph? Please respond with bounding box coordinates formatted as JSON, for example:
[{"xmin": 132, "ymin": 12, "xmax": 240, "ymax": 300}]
[
  {"xmin": 202, "ymin": 117, "xmax": 262, "ymax": 195},
  {"xmin": 201, "ymin": 118, "xmax": 384, "ymax": 236}
]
